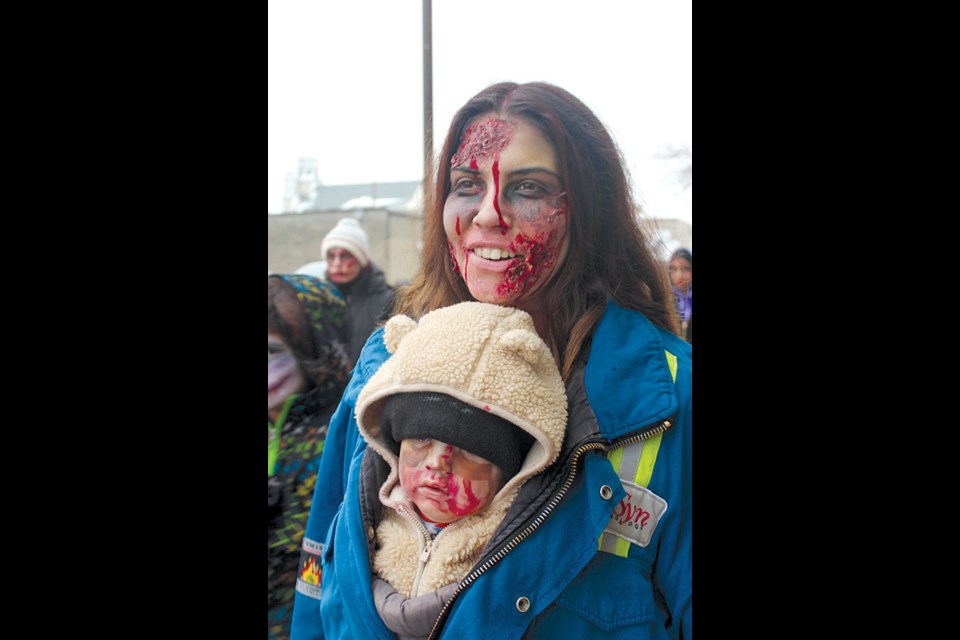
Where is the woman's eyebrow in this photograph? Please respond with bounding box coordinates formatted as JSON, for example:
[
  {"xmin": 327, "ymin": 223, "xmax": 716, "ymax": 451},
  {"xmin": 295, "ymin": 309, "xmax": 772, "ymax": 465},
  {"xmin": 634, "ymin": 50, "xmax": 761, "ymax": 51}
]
[
  {"xmin": 506, "ymin": 167, "xmax": 562, "ymax": 181},
  {"xmin": 452, "ymin": 166, "xmax": 560, "ymax": 179}
]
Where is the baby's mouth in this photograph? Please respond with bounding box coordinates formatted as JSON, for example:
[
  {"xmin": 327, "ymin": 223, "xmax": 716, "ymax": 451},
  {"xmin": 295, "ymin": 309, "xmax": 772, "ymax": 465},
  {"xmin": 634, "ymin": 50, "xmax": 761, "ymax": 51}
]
[{"xmin": 418, "ymin": 485, "xmax": 449, "ymax": 500}]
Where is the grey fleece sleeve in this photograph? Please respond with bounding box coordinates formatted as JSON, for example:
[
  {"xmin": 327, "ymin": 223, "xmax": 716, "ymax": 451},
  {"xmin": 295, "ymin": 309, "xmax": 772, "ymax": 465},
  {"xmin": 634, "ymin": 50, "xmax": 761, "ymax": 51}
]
[{"xmin": 372, "ymin": 578, "xmax": 459, "ymax": 638}]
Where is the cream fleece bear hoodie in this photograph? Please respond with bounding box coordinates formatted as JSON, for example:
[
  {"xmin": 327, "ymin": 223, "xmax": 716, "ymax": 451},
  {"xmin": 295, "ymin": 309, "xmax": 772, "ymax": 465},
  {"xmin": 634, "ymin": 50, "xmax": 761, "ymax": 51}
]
[{"xmin": 355, "ymin": 302, "xmax": 569, "ymax": 599}]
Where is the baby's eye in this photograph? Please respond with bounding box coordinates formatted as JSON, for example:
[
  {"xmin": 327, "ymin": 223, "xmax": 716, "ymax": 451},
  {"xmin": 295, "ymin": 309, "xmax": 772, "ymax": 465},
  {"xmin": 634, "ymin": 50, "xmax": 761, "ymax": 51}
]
[
  {"xmin": 457, "ymin": 448, "xmax": 492, "ymax": 465},
  {"xmin": 405, "ymin": 438, "xmax": 433, "ymax": 449}
]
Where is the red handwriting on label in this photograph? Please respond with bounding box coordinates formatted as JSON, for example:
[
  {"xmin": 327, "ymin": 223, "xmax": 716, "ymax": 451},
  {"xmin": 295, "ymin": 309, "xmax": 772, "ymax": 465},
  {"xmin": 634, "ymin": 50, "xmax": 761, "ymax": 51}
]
[{"xmin": 612, "ymin": 492, "xmax": 651, "ymax": 529}]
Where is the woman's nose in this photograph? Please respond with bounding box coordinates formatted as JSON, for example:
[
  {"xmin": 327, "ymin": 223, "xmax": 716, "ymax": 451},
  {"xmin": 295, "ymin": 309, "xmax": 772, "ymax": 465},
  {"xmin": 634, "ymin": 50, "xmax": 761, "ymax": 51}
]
[{"xmin": 473, "ymin": 188, "xmax": 507, "ymax": 230}]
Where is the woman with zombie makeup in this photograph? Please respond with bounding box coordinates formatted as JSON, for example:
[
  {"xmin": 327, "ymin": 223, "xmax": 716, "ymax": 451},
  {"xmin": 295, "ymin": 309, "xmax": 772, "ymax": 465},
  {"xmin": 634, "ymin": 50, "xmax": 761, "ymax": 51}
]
[
  {"xmin": 268, "ymin": 274, "xmax": 352, "ymax": 640},
  {"xmin": 291, "ymin": 82, "xmax": 692, "ymax": 640}
]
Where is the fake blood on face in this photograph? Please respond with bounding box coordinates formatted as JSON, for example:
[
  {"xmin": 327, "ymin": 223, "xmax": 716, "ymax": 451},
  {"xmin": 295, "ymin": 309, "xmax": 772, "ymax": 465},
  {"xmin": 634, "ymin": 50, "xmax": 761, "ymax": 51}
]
[
  {"xmin": 450, "ymin": 118, "xmax": 516, "ymax": 170},
  {"xmin": 399, "ymin": 441, "xmax": 498, "ymax": 521},
  {"xmin": 444, "ymin": 116, "xmax": 568, "ymax": 305},
  {"xmin": 491, "ymin": 159, "xmax": 507, "ymax": 232},
  {"xmin": 452, "ymin": 120, "xmax": 513, "ymax": 233},
  {"xmin": 496, "ymin": 232, "xmax": 555, "ymax": 298}
]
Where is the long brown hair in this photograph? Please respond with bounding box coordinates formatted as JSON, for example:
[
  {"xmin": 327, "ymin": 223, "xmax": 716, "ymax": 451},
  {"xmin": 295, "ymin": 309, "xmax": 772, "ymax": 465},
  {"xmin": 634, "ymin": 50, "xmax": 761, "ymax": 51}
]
[{"xmin": 396, "ymin": 82, "xmax": 679, "ymax": 380}]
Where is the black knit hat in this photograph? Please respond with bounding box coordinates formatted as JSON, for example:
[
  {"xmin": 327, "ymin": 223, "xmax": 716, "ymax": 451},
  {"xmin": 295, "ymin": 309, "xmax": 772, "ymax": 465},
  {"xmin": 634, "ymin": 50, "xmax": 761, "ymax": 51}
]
[{"xmin": 380, "ymin": 391, "xmax": 536, "ymax": 481}]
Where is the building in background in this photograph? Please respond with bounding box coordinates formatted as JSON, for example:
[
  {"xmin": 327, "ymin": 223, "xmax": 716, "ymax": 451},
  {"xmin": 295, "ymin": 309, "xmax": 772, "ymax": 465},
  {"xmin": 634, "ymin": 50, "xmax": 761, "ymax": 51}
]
[{"xmin": 283, "ymin": 158, "xmax": 321, "ymax": 213}]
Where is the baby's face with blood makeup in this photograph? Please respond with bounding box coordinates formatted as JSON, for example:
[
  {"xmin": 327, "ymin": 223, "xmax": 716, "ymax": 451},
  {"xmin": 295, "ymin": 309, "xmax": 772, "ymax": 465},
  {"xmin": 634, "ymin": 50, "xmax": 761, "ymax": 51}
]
[
  {"xmin": 443, "ymin": 115, "xmax": 569, "ymax": 310},
  {"xmin": 398, "ymin": 438, "xmax": 504, "ymax": 524}
]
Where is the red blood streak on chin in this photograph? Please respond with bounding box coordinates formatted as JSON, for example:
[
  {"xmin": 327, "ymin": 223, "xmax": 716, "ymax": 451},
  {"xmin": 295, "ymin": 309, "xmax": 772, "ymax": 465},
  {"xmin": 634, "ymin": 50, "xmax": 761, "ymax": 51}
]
[{"xmin": 492, "ymin": 159, "xmax": 507, "ymax": 234}]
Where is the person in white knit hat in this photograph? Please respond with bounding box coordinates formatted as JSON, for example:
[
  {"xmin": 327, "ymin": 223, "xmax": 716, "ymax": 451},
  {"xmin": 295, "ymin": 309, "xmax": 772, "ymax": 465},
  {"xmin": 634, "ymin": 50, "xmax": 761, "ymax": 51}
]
[
  {"xmin": 318, "ymin": 217, "xmax": 396, "ymax": 363},
  {"xmin": 328, "ymin": 301, "xmax": 568, "ymax": 639},
  {"xmin": 321, "ymin": 217, "xmax": 370, "ymax": 271}
]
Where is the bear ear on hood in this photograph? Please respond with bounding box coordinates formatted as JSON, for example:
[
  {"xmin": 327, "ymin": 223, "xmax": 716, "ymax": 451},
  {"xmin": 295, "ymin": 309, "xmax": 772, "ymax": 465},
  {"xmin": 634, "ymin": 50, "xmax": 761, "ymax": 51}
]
[
  {"xmin": 383, "ymin": 314, "xmax": 418, "ymax": 354},
  {"xmin": 499, "ymin": 328, "xmax": 548, "ymax": 366}
]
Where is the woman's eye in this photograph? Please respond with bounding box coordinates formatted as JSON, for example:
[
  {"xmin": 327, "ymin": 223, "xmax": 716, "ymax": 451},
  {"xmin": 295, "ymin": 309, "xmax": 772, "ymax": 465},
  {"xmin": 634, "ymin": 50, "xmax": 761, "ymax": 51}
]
[
  {"xmin": 514, "ymin": 181, "xmax": 544, "ymax": 196},
  {"xmin": 452, "ymin": 177, "xmax": 482, "ymax": 195}
]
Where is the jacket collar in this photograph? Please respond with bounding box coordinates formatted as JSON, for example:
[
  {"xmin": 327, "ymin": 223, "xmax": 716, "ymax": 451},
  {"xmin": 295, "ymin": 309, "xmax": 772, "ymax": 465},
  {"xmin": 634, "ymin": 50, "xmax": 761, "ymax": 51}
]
[{"xmin": 583, "ymin": 300, "xmax": 678, "ymax": 441}]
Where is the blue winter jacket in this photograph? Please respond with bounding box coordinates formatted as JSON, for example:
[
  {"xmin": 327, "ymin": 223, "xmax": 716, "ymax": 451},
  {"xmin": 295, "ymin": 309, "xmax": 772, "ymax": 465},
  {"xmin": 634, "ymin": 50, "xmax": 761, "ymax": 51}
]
[{"xmin": 290, "ymin": 300, "xmax": 692, "ymax": 639}]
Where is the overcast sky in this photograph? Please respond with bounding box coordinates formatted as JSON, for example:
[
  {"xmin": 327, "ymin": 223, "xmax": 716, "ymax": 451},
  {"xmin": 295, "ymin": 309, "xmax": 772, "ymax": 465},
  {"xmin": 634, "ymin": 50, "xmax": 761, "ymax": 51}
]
[{"xmin": 268, "ymin": 0, "xmax": 692, "ymax": 223}]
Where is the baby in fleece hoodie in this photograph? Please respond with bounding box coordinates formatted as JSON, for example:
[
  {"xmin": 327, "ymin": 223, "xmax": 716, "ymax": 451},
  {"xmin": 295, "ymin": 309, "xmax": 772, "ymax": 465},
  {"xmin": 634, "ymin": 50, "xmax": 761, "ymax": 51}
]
[{"xmin": 352, "ymin": 301, "xmax": 569, "ymax": 638}]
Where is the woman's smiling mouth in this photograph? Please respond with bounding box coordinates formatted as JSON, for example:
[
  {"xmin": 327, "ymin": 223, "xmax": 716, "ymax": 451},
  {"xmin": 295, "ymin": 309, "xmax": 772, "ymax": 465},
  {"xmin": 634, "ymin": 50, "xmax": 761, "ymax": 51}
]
[{"xmin": 472, "ymin": 247, "xmax": 519, "ymax": 261}]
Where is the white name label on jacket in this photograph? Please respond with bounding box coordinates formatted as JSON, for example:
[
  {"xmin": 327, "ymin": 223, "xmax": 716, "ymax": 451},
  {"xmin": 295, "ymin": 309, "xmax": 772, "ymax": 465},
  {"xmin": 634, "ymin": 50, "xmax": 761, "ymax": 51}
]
[{"xmin": 603, "ymin": 480, "xmax": 668, "ymax": 548}]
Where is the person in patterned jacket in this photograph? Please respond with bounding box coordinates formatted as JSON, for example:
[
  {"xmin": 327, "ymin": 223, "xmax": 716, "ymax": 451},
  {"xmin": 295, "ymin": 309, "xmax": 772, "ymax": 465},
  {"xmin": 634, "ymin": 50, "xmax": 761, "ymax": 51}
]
[{"xmin": 268, "ymin": 274, "xmax": 352, "ymax": 640}]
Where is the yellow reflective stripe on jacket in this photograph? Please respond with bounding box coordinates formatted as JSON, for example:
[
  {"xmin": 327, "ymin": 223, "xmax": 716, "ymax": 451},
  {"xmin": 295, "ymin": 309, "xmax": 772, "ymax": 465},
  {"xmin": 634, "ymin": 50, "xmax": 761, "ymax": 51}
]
[
  {"xmin": 598, "ymin": 349, "xmax": 678, "ymax": 556},
  {"xmin": 665, "ymin": 350, "xmax": 677, "ymax": 383}
]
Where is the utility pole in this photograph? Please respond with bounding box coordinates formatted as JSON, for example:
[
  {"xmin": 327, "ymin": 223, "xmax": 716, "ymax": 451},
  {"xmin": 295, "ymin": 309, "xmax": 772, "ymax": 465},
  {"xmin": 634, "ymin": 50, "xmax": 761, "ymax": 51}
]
[{"xmin": 422, "ymin": 0, "xmax": 433, "ymax": 196}]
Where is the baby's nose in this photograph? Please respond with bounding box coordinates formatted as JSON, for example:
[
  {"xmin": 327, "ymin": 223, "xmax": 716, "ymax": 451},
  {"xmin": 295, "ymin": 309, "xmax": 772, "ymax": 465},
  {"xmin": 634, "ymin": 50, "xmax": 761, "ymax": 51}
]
[{"xmin": 425, "ymin": 442, "xmax": 452, "ymax": 472}]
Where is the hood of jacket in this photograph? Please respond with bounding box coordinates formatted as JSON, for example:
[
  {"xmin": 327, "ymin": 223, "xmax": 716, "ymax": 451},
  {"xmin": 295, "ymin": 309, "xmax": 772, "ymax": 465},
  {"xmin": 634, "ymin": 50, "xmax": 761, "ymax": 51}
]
[{"xmin": 355, "ymin": 301, "xmax": 568, "ymax": 506}]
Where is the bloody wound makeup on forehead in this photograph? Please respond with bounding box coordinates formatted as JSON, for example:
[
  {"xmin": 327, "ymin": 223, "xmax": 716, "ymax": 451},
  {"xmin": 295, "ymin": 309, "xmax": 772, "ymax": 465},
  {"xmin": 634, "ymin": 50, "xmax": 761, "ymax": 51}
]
[
  {"xmin": 452, "ymin": 118, "xmax": 518, "ymax": 232},
  {"xmin": 451, "ymin": 118, "xmax": 517, "ymax": 169}
]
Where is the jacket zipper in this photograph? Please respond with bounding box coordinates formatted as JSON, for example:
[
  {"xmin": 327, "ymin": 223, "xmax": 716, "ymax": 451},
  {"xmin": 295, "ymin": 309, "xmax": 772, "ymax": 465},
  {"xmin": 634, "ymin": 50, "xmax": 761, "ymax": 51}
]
[
  {"xmin": 425, "ymin": 417, "xmax": 673, "ymax": 639},
  {"xmin": 396, "ymin": 505, "xmax": 444, "ymax": 597}
]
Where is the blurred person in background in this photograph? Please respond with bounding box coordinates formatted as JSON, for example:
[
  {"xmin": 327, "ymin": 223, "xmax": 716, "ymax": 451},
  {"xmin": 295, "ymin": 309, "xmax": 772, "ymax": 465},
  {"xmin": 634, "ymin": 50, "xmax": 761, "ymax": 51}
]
[
  {"xmin": 668, "ymin": 247, "xmax": 692, "ymax": 342},
  {"xmin": 268, "ymin": 274, "xmax": 352, "ymax": 640},
  {"xmin": 320, "ymin": 217, "xmax": 397, "ymax": 363}
]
